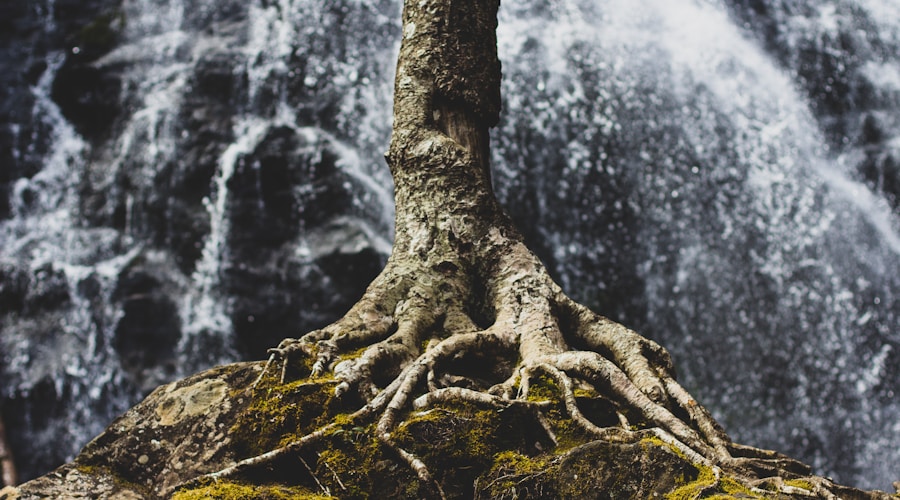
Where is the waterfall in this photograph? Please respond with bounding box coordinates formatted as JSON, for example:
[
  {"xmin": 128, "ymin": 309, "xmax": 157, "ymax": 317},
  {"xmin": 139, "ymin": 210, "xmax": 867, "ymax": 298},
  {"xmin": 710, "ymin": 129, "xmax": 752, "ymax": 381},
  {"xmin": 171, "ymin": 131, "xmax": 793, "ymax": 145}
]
[
  {"xmin": 494, "ymin": 0, "xmax": 899, "ymax": 489},
  {"xmin": 1, "ymin": 0, "xmax": 897, "ymax": 490},
  {"xmin": 0, "ymin": 0, "xmax": 140, "ymax": 475}
]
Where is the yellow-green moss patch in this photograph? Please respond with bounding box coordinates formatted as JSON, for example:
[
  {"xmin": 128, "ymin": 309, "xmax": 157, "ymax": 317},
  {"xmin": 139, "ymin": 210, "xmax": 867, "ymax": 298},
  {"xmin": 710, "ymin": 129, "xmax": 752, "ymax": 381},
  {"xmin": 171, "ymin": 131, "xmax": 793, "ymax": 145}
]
[
  {"xmin": 784, "ymin": 478, "xmax": 815, "ymax": 491},
  {"xmin": 229, "ymin": 380, "xmax": 343, "ymax": 458},
  {"xmin": 525, "ymin": 374, "xmax": 560, "ymax": 402},
  {"xmin": 665, "ymin": 462, "xmax": 759, "ymax": 500},
  {"xmin": 171, "ymin": 480, "xmax": 333, "ymax": 500},
  {"xmin": 486, "ymin": 451, "xmax": 553, "ymax": 493}
]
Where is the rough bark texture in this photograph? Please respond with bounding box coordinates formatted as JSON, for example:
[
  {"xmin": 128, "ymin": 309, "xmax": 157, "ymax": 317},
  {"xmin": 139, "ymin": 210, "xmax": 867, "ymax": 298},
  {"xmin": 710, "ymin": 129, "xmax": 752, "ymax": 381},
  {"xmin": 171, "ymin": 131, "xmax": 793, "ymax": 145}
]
[{"xmin": 5, "ymin": 1, "xmax": 899, "ymax": 499}]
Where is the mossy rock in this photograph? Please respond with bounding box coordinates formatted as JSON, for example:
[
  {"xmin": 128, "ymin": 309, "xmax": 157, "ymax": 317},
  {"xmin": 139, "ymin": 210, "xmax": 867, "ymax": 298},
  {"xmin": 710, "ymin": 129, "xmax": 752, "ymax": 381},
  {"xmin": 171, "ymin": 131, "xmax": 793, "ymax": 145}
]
[{"xmin": 7, "ymin": 362, "xmax": 895, "ymax": 499}]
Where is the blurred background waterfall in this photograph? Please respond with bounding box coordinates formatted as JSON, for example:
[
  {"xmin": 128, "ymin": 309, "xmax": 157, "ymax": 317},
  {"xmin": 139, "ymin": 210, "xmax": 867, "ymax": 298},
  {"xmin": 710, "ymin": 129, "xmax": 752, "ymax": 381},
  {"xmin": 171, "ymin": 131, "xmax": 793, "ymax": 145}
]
[{"xmin": 1, "ymin": 0, "xmax": 898, "ymax": 490}]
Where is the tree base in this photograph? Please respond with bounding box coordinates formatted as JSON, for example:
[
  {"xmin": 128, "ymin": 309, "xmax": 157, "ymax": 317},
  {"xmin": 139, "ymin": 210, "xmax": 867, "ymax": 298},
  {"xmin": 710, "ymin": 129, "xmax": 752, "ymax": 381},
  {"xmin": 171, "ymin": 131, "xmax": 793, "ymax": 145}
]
[{"xmin": 161, "ymin": 242, "xmax": 879, "ymax": 500}]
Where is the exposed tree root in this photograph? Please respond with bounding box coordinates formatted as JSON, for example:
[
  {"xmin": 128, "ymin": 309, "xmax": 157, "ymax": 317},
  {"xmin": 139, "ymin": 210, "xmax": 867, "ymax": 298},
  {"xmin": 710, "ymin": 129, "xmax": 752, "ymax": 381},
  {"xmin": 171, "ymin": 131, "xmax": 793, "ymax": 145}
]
[{"xmin": 174, "ymin": 244, "xmax": 820, "ymax": 499}]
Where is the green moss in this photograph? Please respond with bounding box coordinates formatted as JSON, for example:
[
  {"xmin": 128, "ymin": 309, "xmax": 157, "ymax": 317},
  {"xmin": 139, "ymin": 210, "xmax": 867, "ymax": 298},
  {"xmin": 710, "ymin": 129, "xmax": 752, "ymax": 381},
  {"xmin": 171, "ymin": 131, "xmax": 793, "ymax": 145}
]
[
  {"xmin": 312, "ymin": 425, "xmax": 421, "ymax": 499},
  {"xmin": 666, "ymin": 466, "xmax": 717, "ymax": 500},
  {"xmin": 391, "ymin": 400, "xmax": 552, "ymax": 497},
  {"xmin": 72, "ymin": 462, "xmax": 146, "ymax": 495},
  {"xmin": 548, "ymin": 413, "xmax": 588, "ymax": 452},
  {"xmin": 640, "ymin": 435, "xmax": 689, "ymax": 461},
  {"xmin": 573, "ymin": 387, "xmax": 599, "ymax": 399},
  {"xmin": 520, "ymin": 376, "xmax": 594, "ymax": 452},
  {"xmin": 394, "ymin": 404, "xmax": 500, "ymax": 462},
  {"xmin": 784, "ymin": 479, "xmax": 814, "ymax": 491},
  {"xmin": 639, "ymin": 435, "xmax": 669, "ymax": 451},
  {"xmin": 313, "ymin": 441, "xmax": 375, "ymax": 498},
  {"xmin": 196, "ymin": 364, "xmax": 774, "ymax": 500},
  {"xmin": 314, "ymin": 447, "xmax": 366, "ymax": 498},
  {"xmin": 539, "ymin": 398, "xmax": 592, "ymax": 452},
  {"xmin": 487, "ymin": 451, "xmax": 552, "ymax": 492},
  {"xmin": 525, "ymin": 374, "xmax": 559, "ymax": 402},
  {"xmin": 665, "ymin": 463, "xmax": 759, "ymax": 500},
  {"xmin": 718, "ymin": 476, "xmax": 757, "ymax": 497},
  {"xmin": 171, "ymin": 480, "xmax": 333, "ymax": 500},
  {"xmin": 219, "ymin": 373, "xmax": 422, "ymax": 497},
  {"xmin": 486, "ymin": 437, "xmax": 707, "ymax": 498},
  {"xmin": 73, "ymin": 464, "xmax": 104, "ymax": 476},
  {"xmin": 491, "ymin": 451, "xmax": 548, "ymax": 473},
  {"xmin": 341, "ymin": 346, "xmax": 369, "ymax": 361},
  {"xmin": 229, "ymin": 379, "xmax": 342, "ymax": 458},
  {"xmin": 553, "ymin": 447, "xmax": 630, "ymax": 498}
]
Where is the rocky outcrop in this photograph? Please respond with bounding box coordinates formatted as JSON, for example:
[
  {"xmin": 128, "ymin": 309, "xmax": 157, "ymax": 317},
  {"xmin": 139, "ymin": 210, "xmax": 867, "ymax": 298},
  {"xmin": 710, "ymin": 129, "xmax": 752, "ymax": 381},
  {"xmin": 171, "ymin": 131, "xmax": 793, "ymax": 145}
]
[{"xmin": 4, "ymin": 363, "xmax": 896, "ymax": 499}]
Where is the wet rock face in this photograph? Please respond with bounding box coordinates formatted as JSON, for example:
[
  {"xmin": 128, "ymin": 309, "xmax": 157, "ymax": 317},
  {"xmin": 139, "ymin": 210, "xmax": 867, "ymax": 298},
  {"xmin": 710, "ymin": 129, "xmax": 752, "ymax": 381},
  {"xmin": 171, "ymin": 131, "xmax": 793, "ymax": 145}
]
[
  {"xmin": 1, "ymin": 0, "xmax": 396, "ymax": 483},
  {"xmin": 0, "ymin": 0, "xmax": 109, "ymax": 219},
  {"xmin": 50, "ymin": 6, "xmax": 127, "ymax": 141},
  {"xmin": 722, "ymin": 0, "xmax": 900, "ymax": 205},
  {"xmin": 857, "ymin": 114, "xmax": 900, "ymax": 211},
  {"xmin": 225, "ymin": 126, "xmax": 385, "ymax": 358},
  {"xmin": 0, "ymin": 2, "xmax": 35, "ymax": 220},
  {"xmin": 51, "ymin": 61, "xmax": 122, "ymax": 141},
  {"xmin": 112, "ymin": 258, "xmax": 183, "ymax": 393}
]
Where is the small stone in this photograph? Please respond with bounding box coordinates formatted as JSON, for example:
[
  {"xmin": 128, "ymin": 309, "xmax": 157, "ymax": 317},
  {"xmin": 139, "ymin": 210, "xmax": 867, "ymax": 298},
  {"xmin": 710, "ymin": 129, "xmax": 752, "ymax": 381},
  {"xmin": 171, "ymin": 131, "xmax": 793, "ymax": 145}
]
[{"xmin": 137, "ymin": 455, "xmax": 149, "ymax": 465}]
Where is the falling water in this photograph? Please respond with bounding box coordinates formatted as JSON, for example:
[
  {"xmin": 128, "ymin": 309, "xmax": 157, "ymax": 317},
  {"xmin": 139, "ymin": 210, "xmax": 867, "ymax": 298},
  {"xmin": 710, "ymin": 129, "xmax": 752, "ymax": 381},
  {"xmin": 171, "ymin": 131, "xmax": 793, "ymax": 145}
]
[
  {"xmin": 494, "ymin": 0, "xmax": 900, "ymax": 489},
  {"xmin": 0, "ymin": 0, "xmax": 139, "ymax": 474}
]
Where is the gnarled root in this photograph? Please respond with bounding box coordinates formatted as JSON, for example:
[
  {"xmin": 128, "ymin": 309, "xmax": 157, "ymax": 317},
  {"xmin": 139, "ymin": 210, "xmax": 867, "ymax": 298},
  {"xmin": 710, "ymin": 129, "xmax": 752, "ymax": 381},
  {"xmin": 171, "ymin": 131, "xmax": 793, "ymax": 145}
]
[{"xmin": 173, "ymin": 237, "xmax": 822, "ymax": 499}]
